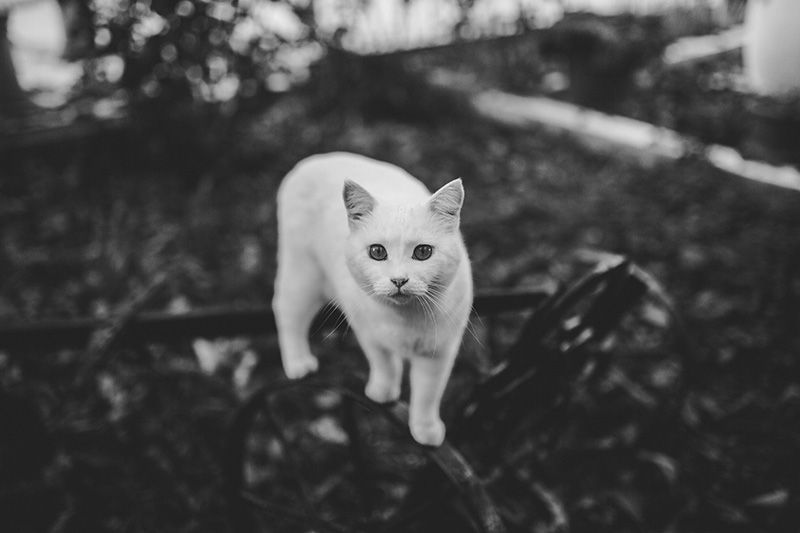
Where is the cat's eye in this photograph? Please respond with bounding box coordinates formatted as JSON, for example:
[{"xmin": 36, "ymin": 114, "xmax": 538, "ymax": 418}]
[
  {"xmin": 369, "ymin": 244, "xmax": 388, "ymax": 261},
  {"xmin": 413, "ymin": 244, "xmax": 433, "ymax": 261}
]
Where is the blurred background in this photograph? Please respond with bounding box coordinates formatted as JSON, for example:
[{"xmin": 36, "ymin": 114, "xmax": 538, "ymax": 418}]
[{"xmin": 2, "ymin": 1, "xmax": 800, "ymax": 532}]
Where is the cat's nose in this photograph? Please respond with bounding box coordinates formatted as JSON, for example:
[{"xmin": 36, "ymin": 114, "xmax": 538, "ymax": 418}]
[{"xmin": 391, "ymin": 277, "xmax": 408, "ymax": 288}]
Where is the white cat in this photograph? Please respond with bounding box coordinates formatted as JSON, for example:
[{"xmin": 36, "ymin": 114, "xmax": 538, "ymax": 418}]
[{"xmin": 273, "ymin": 152, "xmax": 473, "ymax": 446}]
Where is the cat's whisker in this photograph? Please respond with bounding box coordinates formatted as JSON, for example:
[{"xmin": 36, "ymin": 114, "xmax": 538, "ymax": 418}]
[
  {"xmin": 313, "ymin": 300, "xmax": 341, "ymax": 336},
  {"xmin": 426, "ymin": 287, "xmax": 455, "ymax": 319},
  {"xmin": 469, "ymin": 303, "xmax": 486, "ymax": 329},
  {"xmin": 466, "ymin": 302, "xmax": 486, "ymax": 347},
  {"xmin": 417, "ymin": 293, "xmax": 433, "ymax": 327},
  {"xmin": 424, "ymin": 289, "xmax": 456, "ymax": 333},
  {"xmin": 361, "ymin": 283, "xmax": 378, "ymax": 296},
  {"xmin": 330, "ymin": 318, "xmax": 351, "ymax": 341},
  {"xmin": 323, "ymin": 310, "xmax": 350, "ymax": 342},
  {"xmin": 426, "ymin": 286, "xmax": 483, "ymax": 348},
  {"xmin": 316, "ymin": 299, "xmax": 343, "ymax": 340},
  {"xmin": 421, "ymin": 294, "xmax": 439, "ymax": 351},
  {"xmin": 464, "ymin": 317, "xmax": 484, "ymax": 348}
]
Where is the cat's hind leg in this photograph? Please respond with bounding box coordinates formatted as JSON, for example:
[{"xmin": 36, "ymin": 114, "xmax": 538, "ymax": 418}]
[{"xmin": 273, "ymin": 252, "xmax": 325, "ymax": 379}]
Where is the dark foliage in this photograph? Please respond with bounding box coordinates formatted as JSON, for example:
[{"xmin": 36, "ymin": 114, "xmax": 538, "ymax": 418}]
[
  {"xmin": 3, "ymin": 14, "xmax": 800, "ymax": 528},
  {"xmin": 3, "ymin": 94, "xmax": 800, "ymax": 531},
  {"xmin": 418, "ymin": 12, "xmax": 800, "ymax": 168},
  {"xmin": 89, "ymin": 0, "xmax": 316, "ymax": 109}
]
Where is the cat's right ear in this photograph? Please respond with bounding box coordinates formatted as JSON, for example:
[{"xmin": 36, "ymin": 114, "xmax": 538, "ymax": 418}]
[{"xmin": 343, "ymin": 180, "xmax": 375, "ymax": 229}]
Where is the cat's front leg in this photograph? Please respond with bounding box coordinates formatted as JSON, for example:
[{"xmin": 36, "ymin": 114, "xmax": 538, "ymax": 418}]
[
  {"xmin": 408, "ymin": 352, "xmax": 457, "ymax": 446},
  {"xmin": 362, "ymin": 343, "xmax": 403, "ymax": 404}
]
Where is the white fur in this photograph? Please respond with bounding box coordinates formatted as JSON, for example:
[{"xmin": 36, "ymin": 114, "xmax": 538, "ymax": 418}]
[{"xmin": 273, "ymin": 152, "xmax": 473, "ymax": 446}]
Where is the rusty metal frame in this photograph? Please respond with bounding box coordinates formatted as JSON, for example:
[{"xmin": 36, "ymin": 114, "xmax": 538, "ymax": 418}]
[{"xmin": 0, "ymin": 288, "xmax": 549, "ymax": 352}]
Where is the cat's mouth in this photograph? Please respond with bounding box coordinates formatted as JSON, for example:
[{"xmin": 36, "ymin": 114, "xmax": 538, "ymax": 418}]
[{"xmin": 387, "ymin": 290, "xmax": 413, "ymax": 304}]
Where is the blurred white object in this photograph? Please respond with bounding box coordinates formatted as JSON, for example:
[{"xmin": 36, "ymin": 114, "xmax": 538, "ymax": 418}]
[
  {"xmin": 7, "ymin": 0, "xmax": 65, "ymax": 54},
  {"xmin": 467, "ymin": 86, "xmax": 800, "ymax": 191},
  {"xmin": 563, "ymin": 0, "xmax": 727, "ymax": 17},
  {"xmin": 7, "ymin": 0, "xmax": 82, "ymax": 96},
  {"xmin": 706, "ymin": 144, "xmax": 800, "ymax": 191},
  {"xmin": 313, "ymin": 0, "xmax": 564, "ymax": 53},
  {"xmin": 663, "ymin": 25, "xmax": 744, "ymax": 66},
  {"xmin": 232, "ymin": 349, "xmax": 258, "ymax": 392},
  {"xmin": 194, "ymin": 337, "xmax": 249, "ymax": 374},
  {"xmin": 193, "ymin": 337, "xmax": 257, "ymax": 392},
  {"xmin": 308, "ymin": 415, "xmax": 349, "ymax": 445},
  {"xmin": 744, "ymin": 0, "xmax": 800, "ymax": 95},
  {"xmin": 193, "ymin": 338, "xmax": 227, "ymax": 374}
]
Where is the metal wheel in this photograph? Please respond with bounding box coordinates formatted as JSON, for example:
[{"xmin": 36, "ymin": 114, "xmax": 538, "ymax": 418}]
[{"xmin": 226, "ymin": 378, "xmax": 505, "ymax": 533}]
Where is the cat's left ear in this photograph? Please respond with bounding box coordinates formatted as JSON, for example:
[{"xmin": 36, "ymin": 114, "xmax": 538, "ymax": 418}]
[{"xmin": 428, "ymin": 178, "xmax": 464, "ymax": 229}]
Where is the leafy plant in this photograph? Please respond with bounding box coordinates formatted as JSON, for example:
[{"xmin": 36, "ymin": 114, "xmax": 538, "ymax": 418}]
[{"xmin": 90, "ymin": 0, "xmax": 318, "ymax": 108}]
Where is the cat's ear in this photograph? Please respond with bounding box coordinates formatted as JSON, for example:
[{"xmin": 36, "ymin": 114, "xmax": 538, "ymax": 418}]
[
  {"xmin": 428, "ymin": 178, "xmax": 464, "ymax": 229},
  {"xmin": 343, "ymin": 180, "xmax": 375, "ymax": 228}
]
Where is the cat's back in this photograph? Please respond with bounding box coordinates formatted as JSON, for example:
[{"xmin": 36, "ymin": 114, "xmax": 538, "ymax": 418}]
[{"xmin": 278, "ymin": 152, "xmax": 430, "ymax": 217}]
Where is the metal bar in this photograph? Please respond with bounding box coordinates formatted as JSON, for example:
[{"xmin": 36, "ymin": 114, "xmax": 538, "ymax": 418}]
[
  {"xmin": 0, "ymin": 288, "xmax": 550, "ymax": 352},
  {"xmin": 340, "ymin": 394, "xmax": 375, "ymax": 513}
]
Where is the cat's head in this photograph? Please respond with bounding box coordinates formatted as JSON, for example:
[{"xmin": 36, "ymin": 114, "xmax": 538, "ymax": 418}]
[{"xmin": 343, "ymin": 178, "xmax": 465, "ymax": 306}]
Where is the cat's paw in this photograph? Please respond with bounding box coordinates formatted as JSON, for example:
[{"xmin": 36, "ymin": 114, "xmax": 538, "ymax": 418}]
[
  {"xmin": 282, "ymin": 353, "xmax": 319, "ymax": 379},
  {"xmin": 365, "ymin": 380, "xmax": 401, "ymax": 404},
  {"xmin": 409, "ymin": 418, "xmax": 446, "ymax": 447}
]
